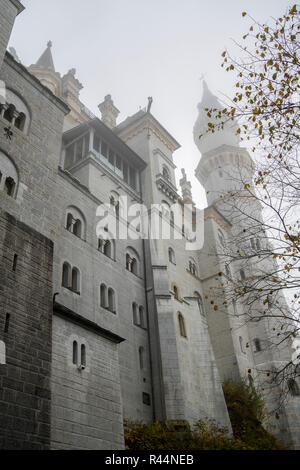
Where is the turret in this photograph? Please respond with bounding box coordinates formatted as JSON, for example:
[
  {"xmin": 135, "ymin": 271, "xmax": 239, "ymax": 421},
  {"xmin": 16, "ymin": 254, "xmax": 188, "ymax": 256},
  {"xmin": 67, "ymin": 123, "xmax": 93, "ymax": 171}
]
[
  {"xmin": 194, "ymin": 81, "xmax": 254, "ymax": 206},
  {"xmin": 28, "ymin": 41, "xmax": 61, "ymax": 96},
  {"xmin": 98, "ymin": 94, "xmax": 120, "ymax": 129}
]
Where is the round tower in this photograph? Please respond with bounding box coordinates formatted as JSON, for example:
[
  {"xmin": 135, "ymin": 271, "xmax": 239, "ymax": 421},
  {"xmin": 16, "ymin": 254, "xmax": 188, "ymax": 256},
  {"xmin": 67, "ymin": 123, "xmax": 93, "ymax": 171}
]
[{"xmin": 194, "ymin": 81, "xmax": 254, "ymax": 207}]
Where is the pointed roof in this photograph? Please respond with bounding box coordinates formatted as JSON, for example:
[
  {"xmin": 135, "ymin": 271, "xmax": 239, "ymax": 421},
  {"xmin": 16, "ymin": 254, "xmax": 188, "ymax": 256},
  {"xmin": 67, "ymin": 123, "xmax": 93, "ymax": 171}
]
[
  {"xmin": 193, "ymin": 79, "xmax": 240, "ymax": 155},
  {"xmin": 35, "ymin": 41, "xmax": 55, "ymax": 71}
]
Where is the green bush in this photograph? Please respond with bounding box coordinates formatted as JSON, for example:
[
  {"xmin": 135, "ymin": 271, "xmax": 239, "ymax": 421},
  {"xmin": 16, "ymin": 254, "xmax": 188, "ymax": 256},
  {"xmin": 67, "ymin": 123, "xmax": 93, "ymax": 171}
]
[{"xmin": 124, "ymin": 380, "xmax": 285, "ymax": 450}]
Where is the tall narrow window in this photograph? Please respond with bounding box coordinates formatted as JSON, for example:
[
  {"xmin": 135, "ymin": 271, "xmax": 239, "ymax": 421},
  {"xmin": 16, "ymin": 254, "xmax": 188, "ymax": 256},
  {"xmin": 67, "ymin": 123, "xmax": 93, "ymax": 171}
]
[
  {"xmin": 12, "ymin": 254, "xmax": 18, "ymax": 272},
  {"xmin": 81, "ymin": 344, "xmax": 86, "ymax": 367},
  {"xmin": 139, "ymin": 306, "xmax": 144, "ymax": 328},
  {"xmin": 139, "ymin": 347, "xmax": 144, "ymax": 370},
  {"xmin": 62, "ymin": 262, "xmax": 71, "ymax": 288},
  {"xmin": 100, "ymin": 284, "xmax": 107, "ymax": 308},
  {"xmin": 108, "ymin": 288, "xmax": 115, "ymax": 313},
  {"xmin": 72, "ymin": 268, "xmax": 80, "ymax": 294},
  {"xmin": 173, "ymin": 285, "xmax": 180, "ymax": 301},
  {"xmin": 131, "ymin": 258, "xmax": 137, "ymax": 275},
  {"xmin": 254, "ymin": 338, "xmax": 261, "ymax": 352},
  {"xmin": 178, "ymin": 313, "xmax": 187, "ymax": 338},
  {"xmin": 73, "ymin": 219, "xmax": 82, "ymax": 238},
  {"xmin": 168, "ymin": 247, "xmax": 176, "ymax": 264},
  {"xmin": 73, "ymin": 341, "xmax": 78, "ymax": 365},
  {"xmin": 194, "ymin": 292, "xmax": 205, "ymax": 317},
  {"xmin": 240, "ymin": 269, "xmax": 246, "ymax": 280},
  {"xmin": 239, "ymin": 336, "xmax": 245, "ymax": 354},
  {"xmin": 4, "ymin": 313, "xmax": 10, "ymax": 333},
  {"xmin": 132, "ymin": 303, "xmax": 138, "ymax": 325}
]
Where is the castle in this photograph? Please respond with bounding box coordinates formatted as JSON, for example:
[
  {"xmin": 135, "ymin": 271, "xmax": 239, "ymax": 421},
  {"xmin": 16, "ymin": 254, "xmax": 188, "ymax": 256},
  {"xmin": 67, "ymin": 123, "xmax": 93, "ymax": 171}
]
[{"xmin": 0, "ymin": 0, "xmax": 299, "ymax": 450}]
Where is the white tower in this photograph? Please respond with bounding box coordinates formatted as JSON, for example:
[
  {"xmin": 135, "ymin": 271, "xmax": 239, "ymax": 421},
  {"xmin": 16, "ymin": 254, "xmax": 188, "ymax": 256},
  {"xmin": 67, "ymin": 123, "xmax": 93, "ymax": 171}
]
[{"xmin": 194, "ymin": 81, "xmax": 300, "ymax": 449}]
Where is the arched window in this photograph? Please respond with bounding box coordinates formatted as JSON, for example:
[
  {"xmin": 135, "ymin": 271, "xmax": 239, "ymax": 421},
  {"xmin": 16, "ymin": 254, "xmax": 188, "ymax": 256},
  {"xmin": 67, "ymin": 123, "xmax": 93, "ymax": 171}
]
[
  {"xmin": 65, "ymin": 206, "xmax": 86, "ymax": 240},
  {"xmin": 1, "ymin": 89, "xmax": 31, "ymax": 134},
  {"xmin": 139, "ymin": 306, "xmax": 144, "ymax": 328},
  {"xmin": 256, "ymin": 238, "xmax": 261, "ymax": 250},
  {"xmin": 81, "ymin": 344, "xmax": 86, "ymax": 367},
  {"xmin": 178, "ymin": 313, "xmax": 187, "ymax": 338},
  {"xmin": 225, "ymin": 264, "xmax": 231, "ymax": 278},
  {"xmin": 162, "ymin": 165, "xmax": 170, "ymax": 181},
  {"xmin": 100, "ymin": 284, "xmax": 107, "ymax": 308},
  {"xmin": 126, "ymin": 247, "xmax": 140, "ymax": 276},
  {"xmin": 288, "ymin": 379, "xmax": 300, "ymax": 397},
  {"xmin": 254, "ymin": 338, "xmax": 261, "ymax": 352},
  {"xmin": 217, "ymin": 229, "xmax": 226, "ymax": 247},
  {"xmin": 0, "ymin": 151, "xmax": 18, "ymax": 198},
  {"xmin": 3, "ymin": 103, "xmax": 15, "ymax": 123},
  {"xmin": 232, "ymin": 299, "xmax": 237, "ymax": 315},
  {"xmin": 188, "ymin": 258, "xmax": 197, "ymax": 276},
  {"xmin": 71, "ymin": 268, "xmax": 80, "ymax": 294},
  {"xmin": 108, "ymin": 288, "xmax": 115, "ymax": 313},
  {"xmin": 239, "ymin": 336, "xmax": 245, "ymax": 354},
  {"xmin": 132, "ymin": 302, "xmax": 138, "ymax": 325},
  {"xmin": 194, "ymin": 292, "xmax": 205, "ymax": 317},
  {"xmin": 72, "ymin": 341, "xmax": 78, "ymax": 365},
  {"xmin": 139, "ymin": 346, "xmax": 144, "ymax": 370},
  {"xmin": 131, "ymin": 258, "xmax": 138, "ymax": 275},
  {"xmin": 172, "ymin": 284, "xmax": 180, "ymax": 301},
  {"xmin": 62, "ymin": 262, "xmax": 71, "ymax": 288},
  {"xmin": 14, "ymin": 112, "xmax": 26, "ymax": 131},
  {"xmin": 250, "ymin": 238, "xmax": 256, "ymax": 249},
  {"xmin": 73, "ymin": 219, "xmax": 82, "ymax": 238},
  {"xmin": 240, "ymin": 269, "xmax": 246, "ymax": 280},
  {"xmin": 168, "ymin": 247, "xmax": 176, "ymax": 264}
]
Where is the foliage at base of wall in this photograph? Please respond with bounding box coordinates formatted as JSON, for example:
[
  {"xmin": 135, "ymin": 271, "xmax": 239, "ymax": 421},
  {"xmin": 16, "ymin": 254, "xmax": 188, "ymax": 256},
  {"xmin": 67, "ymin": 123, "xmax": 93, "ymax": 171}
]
[{"xmin": 125, "ymin": 380, "xmax": 285, "ymax": 450}]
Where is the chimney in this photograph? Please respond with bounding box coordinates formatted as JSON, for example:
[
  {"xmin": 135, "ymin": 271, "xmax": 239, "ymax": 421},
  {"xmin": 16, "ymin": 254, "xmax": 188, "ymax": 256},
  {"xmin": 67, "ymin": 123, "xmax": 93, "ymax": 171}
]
[{"xmin": 98, "ymin": 94, "xmax": 120, "ymax": 129}]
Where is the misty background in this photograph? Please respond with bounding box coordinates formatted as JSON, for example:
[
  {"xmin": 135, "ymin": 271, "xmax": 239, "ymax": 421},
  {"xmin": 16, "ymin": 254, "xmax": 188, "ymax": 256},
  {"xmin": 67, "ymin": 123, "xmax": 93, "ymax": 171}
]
[{"xmin": 8, "ymin": 0, "xmax": 288, "ymax": 207}]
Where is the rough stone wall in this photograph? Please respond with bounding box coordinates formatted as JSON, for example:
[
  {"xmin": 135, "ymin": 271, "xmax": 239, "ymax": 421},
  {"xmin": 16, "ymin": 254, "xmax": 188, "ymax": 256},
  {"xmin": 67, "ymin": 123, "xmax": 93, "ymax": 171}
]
[
  {"xmin": 0, "ymin": 210, "xmax": 53, "ymax": 449},
  {"xmin": 51, "ymin": 314, "xmax": 124, "ymax": 450},
  {"xmin": 0, "ymin": 0, "xmax": 21, "ymax": 69}
]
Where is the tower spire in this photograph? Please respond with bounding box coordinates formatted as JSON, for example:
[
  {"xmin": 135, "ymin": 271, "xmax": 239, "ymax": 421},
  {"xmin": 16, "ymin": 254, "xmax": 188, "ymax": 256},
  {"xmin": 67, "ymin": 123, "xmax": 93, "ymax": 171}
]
[{"xmin": 35, "ymin": 41, "xmax": 55, "ymax": 71}]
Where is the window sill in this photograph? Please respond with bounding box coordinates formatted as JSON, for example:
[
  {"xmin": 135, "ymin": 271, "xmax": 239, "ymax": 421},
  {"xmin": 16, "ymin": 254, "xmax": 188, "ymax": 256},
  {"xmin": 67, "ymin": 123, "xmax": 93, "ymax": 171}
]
[
  {"xmin": 65, "ymin": 228, "xmax": 86, "ymax": 242},
  {"xmin": 100, "ymin": 306, "xmax": 117, "ymax": 315},
  {"xmin": 63, "ymin": 286, "xmax": 81, "ymax": 296}
]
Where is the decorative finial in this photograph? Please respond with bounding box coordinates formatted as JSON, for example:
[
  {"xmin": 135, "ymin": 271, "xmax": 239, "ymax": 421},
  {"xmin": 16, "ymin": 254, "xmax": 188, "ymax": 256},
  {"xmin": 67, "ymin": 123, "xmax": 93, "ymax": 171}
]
[
  {"xmin": 47, "ymin": 40, "xmax": 52, "ymax": 48},
  {"xmin": 68, "ymin": 68, "xmax": 76, "ymax": 76}
]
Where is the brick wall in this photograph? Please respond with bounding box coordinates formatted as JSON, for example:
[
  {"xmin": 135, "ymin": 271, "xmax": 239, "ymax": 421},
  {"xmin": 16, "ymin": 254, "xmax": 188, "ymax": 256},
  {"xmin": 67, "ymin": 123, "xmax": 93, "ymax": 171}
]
[{"xmin": 0, "ymin": 210, "xmax": 53, "ymax": 449}]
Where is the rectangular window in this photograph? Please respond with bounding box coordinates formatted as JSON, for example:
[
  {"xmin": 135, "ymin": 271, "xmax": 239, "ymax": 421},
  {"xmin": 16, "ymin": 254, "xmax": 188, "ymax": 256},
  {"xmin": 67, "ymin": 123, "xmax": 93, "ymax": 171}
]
[
  {"xmin": 65, "ymin": 143, "xmax": 75, "ymax": 168},
  {"xmin": 123, "ymin": 162, "xmax": 128, "ymax": 183},
  {"xmin": 115, "ymin": 155, "xmax": 123, "ymax": 178},
  {"xmin": 93, "ymin": 135, "xmax": 100, "ymax": 152},
  {"xmin": 108, "ymin": 148, "xmax": 115, "ymax": 168},
  {"xmin": 129, "ymin": 167, "xmax": 136, "ymax": 190},
  {"xmin": 75, "ymin": 138, "xmax": 83, "ymax": 162},
  {"xmin": 83, "ymin": 134, "xmax": 89, "ymax": 156},
  {"xmin": 101, "ymin": 141, "xmax": 108, "ymax": 158}
]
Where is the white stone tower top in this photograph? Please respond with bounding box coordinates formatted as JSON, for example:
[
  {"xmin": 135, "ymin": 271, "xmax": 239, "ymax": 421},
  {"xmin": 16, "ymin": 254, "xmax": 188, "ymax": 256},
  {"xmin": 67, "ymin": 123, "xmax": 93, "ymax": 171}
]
[{"xmin": 193, "ymin": 80, "xmax": 240, "ymax": 156}]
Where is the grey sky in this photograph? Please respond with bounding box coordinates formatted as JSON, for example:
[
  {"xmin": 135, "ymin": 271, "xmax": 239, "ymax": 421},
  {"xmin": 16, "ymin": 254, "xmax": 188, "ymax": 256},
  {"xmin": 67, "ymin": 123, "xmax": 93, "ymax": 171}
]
[{"xmin": 9, "ymin": 0, "xmax": 289, "ymax": 207}]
